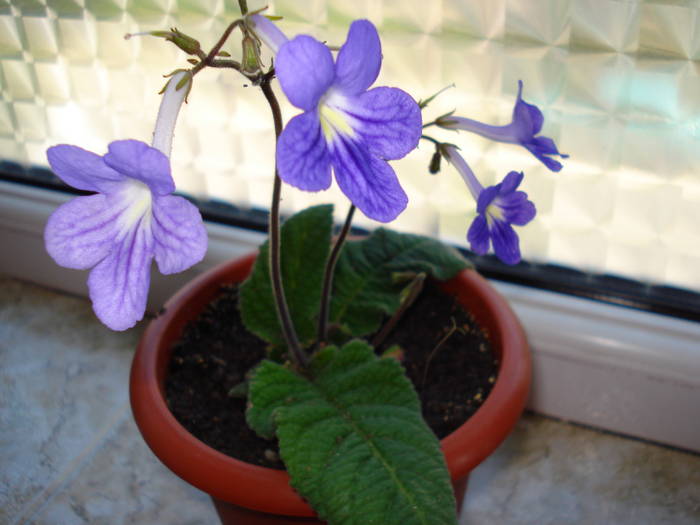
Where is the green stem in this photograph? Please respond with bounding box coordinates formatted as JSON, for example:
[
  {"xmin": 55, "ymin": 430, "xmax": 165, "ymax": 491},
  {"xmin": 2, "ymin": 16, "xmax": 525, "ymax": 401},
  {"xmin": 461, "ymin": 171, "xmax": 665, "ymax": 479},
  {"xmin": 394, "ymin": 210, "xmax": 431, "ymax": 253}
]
[
  {"xmin": 317, "ymin": 204, "xmax": 356, "ymax": 347},
  {"xmin": 208, "ymin": 58, "xmax": 243, "ymax": 71},
  {"xmin": 420, "ymin": 134, "xmax": 440, "ymax": 145},
  {"xmin": 260, "ymin": 75, "xmax": 307, "ymax": 369},
  {"xmin": 191, "ymin": 19, "xmax": 243, "ymax": 76}
]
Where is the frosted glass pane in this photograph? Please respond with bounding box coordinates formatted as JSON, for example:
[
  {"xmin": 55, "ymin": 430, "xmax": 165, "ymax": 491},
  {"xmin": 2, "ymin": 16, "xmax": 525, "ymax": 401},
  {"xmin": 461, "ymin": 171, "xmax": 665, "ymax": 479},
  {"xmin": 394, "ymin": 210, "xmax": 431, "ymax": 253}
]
[{"xmin": 2, "ymin": 0, "xmax": 699, "ymax": 292}]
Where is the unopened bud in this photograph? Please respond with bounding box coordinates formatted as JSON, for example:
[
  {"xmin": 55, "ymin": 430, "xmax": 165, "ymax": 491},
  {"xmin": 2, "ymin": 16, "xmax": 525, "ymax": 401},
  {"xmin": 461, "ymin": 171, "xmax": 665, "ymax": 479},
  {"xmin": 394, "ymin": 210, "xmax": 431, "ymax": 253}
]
[
  {"xmin": 429, "ymin": 150, "xmax": 442, "ymax": 174},
  {"xmin": 150, "ymin": 28, "xmax": 202, "ymax": 56},
  {"xmin": 434, "ymin": 109, "xmax": 457, "ymax": 128},
  {"xmin": 241, "ymin": 34, "xmax": 262, "ymax": 73}
]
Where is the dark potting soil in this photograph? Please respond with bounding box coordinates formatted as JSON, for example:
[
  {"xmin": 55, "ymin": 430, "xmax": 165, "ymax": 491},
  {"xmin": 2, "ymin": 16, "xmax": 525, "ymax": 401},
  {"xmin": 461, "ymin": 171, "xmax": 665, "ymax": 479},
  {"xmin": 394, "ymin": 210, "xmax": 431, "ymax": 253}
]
[{"xmin": 165, "ymin": 279, "xmax": 498, "ymax": 470}]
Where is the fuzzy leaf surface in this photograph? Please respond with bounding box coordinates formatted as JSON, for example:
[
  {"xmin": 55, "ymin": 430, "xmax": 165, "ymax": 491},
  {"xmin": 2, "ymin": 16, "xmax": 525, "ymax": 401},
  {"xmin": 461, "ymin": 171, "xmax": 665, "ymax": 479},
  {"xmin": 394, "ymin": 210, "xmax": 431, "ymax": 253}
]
[
  {"xmin": 330, "ymin": 228, "xmax": 470, "ymax": 336},
  {"xmin": 240, "ymin": 204, "xmax": 333, "ymax": 345},
  {"xmin": 247, "ymin": 340, "xmax": 457, "ymax": 525}
]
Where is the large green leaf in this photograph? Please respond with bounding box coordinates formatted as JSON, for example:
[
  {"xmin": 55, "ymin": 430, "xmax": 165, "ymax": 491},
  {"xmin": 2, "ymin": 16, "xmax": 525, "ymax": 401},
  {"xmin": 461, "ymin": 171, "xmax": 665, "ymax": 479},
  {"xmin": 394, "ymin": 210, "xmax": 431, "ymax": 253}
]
[
  {"xmin": 330, "ymin": 228, "xmax": 470, "ymax": 336},
  {"xmin": 247, "ymin": 340, "xmax": 457, "ymax": 525},
  {"xmin": 239, "ymin": 205, "xmax": 333, "ymax": 346}
]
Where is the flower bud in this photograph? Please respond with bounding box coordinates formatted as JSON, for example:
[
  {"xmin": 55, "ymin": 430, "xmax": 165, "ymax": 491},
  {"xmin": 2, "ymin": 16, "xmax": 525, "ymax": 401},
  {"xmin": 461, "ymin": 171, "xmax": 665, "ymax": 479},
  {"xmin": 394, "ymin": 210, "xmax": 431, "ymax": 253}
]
[
  {"xmin": 429, "ymin": 150, "xmax": 441, "ymax": 174},
  {"xmin": 150, "ymin": 28, "xmax": 202, "ymax": 56},
  {"xmin": 241, "ymin": 34, "xmax": 262, "ymax": 74}
]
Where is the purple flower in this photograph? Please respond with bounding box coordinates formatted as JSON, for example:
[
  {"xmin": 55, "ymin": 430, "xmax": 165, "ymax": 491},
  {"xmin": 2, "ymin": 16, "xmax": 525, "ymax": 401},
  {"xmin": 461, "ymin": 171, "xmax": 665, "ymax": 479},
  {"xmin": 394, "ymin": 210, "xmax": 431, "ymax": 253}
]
[
  {"xmin": 444, "ymin": 145, "xmax": 535, "ymax": 265},
  {"xmin": 438, "ymin": 81, "xmax": 568, "ymax": 172},
  {"xmin": 274, "ymin": 20, "xmax": 422, "ymax": 222},
  {"xmin": 44, "ymin": 140, "xmax": 207, "ymax": 330}
]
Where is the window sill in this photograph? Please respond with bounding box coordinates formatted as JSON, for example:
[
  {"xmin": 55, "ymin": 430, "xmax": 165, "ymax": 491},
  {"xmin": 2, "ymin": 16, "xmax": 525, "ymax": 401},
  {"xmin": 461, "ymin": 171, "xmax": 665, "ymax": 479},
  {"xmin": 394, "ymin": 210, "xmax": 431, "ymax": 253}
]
[{"xmin": 2, "ymin": 180, "xmax": 699, "ymax": 452}]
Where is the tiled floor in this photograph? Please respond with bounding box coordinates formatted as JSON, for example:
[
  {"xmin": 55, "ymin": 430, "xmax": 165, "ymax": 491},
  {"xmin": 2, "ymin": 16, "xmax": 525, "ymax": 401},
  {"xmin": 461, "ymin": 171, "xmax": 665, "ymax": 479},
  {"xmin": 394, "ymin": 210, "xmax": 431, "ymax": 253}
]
[{"xmin": 1, "ymin": 276, "xmax": 699, "ymax": 525}]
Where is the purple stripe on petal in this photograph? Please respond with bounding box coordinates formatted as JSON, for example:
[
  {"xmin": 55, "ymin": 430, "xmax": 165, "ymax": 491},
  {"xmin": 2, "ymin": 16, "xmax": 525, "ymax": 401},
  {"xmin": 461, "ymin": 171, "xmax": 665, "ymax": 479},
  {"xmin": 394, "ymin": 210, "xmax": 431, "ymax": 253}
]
[
  {"xmin": 104, "ymin": 140, "xmax": 175, "ymax": 195},
  {"xmin": 501, "ymin": 194, "xmax": 536, "ymax": 226},
  {"xmin": 44, "ymin": 194, "xmax": 120, "ymax": 270},
  {"xmin": 276, "ymin": 36, "xmax": 335, "ymax": 111},
  {"xmin": 277, "ymin": 111, "xmax": 332, "ymax": 191},
  {"xmin": 88, "ymin": 220, "xmax": 153, "ymax": 331},
  {"xmin": 490, "ymin": 220, "xmax": 520, "ymax": 265},
  {"xmin": 342, "ymin": 87, "xmax": 421, "ymax": 160},
  {"xmin": 47, "ymin": 145, "xmax": 125, "ymax": 193},
  {"xmin": 467, "ymin": 215, "xmax": 489, "ymax": 255},
  {"xmin": 334, "ymin": 20, "xmax": 381, "ymax": 96},
  {"xmin": 331, "ymin": 136, "xmax": 407, "ymax": 222},
  {"xmin": 152, "ymin": 194, "xmax": 207, "ymax": 274}
]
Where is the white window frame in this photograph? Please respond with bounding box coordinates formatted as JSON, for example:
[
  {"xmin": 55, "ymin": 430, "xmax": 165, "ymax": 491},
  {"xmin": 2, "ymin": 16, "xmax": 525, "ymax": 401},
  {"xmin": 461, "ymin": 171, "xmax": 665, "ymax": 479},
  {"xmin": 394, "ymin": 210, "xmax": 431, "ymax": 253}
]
[{"xmin": 2, "ymin": 179, "xmax": 699, "ymax": 452}]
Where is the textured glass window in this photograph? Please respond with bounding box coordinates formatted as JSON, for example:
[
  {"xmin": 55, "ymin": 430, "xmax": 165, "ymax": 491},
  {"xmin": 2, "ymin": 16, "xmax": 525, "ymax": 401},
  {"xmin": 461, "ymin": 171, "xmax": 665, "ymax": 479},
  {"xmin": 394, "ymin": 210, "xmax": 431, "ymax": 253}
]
[{"xmin": 2, "ymin": 0, "xmax": 699, "ymax": 292}]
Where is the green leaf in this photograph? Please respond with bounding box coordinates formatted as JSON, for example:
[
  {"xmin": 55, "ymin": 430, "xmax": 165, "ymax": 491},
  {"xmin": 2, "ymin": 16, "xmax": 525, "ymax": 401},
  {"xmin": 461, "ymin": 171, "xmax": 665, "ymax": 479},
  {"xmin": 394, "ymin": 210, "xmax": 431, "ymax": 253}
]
[
  {"xmin": 247, "ymin": 340, "xmax": 457, "ymax": 525},
  {"xmin": 330, "ymin": 228, "xmax": 470, "ymax": 336},
  {"xmin": 240, "ymin": 205, "xmax": 333, "ymax": 346}
]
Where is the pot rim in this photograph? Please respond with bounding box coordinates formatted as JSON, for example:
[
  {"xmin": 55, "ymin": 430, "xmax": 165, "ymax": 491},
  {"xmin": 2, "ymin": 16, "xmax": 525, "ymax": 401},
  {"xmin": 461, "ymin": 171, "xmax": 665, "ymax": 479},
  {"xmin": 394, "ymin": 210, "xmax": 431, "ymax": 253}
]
[{"xmin": 130, "ymin": 253, "xmax": 530, "ymax": 518}]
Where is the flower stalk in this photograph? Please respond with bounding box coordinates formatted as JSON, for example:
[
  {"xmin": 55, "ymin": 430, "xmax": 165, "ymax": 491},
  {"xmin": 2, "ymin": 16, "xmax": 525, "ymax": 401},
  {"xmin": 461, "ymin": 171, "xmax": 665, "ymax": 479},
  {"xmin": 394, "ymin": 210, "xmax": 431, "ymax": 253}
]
[
  {"xmin": 317, "ymin": 204, "xmax": 356, "ymax": 346},
  {"xmin": 260, "ymin": 73, "xmax": 307, "ymax": 369},
  {"xmin": 189, "ymin": 19, "xmax": 244, "ymax": 77}
]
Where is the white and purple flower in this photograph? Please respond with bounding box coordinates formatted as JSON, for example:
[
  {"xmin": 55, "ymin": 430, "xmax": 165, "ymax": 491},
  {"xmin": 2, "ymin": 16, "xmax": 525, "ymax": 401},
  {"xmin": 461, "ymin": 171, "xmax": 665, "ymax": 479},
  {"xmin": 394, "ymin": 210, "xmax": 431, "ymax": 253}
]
[
  {"xmin": 438, "ymin": 81, "xmax": 568, "ymax": 172},
  {"xmin": 273, "ymin": 20, "xmax": 422, "ymax": 222},
  {"xmin": 44, "ymin": 140, "xmax": 207, "ymax": 330},
  {"xmin": 444, "ymin": 145, "xmax": 535, "ymax": 265},
  {"xmin": 44, "ymin": 71, "xmax": 206, "ymax": 331}
]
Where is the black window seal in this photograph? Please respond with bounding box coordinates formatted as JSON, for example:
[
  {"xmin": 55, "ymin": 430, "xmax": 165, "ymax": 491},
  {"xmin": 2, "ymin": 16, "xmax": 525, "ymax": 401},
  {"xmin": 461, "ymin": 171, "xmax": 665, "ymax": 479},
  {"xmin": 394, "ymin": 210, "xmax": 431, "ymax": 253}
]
[{"xmin": 3, "ymin": 162, "xmax": 698, "ymax": 323}]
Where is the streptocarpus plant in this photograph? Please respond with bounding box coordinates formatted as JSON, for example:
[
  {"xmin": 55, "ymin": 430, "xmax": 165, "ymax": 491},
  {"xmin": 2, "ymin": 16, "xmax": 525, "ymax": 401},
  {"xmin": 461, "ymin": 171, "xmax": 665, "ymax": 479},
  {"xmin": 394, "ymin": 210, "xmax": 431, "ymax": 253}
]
[{"xmin": 43, "ymin": 3, "xmax": 566, "ymax": 524}]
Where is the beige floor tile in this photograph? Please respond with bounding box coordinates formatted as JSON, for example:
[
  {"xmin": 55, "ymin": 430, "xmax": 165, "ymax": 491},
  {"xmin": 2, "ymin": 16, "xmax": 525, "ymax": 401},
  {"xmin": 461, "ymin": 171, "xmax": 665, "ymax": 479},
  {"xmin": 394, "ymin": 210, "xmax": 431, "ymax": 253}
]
[{"xmin": 3, "ymin": 276, "xmax": 699, "ymax": 525}]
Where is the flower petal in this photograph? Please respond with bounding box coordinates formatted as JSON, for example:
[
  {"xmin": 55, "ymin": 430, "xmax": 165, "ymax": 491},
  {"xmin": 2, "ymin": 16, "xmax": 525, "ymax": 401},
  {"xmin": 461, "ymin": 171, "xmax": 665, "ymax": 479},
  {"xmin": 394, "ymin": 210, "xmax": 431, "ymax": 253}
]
[
  {"xmin": 87, "ymin": 221, "xmax": 153, "ymax": 331},
  {"xmin": 276, "ymin": 35, "xmax": 335, "ymax": 111},
  {"xmin": 331, "ymin": 136, "xmax": 407, "ymax": 222},
  {"xmin": 334, "ymin": 20, "xmax": 381, "ymax": 96},
  {"xmin": 499, "ymin": 171, "xmax": 523, "ymax": 194},
  {"xmin": 152, "ymin": 194, "xmax": 207, "ymax": 274},
  {"xmin": 341, "ymin": 87, "xmax": 421, "ymax": 160},
  {"xmin": 104, "ymin": 140, "xmax": 175, "ymax": 195},
  {"xmin": 499, "ymin": 192, "xmax": 536, "ymax": 226},
  {"xmin": 467, "ymin": 215, "xmax": 489, "ymax": 255},
  {"xmin": 475, "ymin": 185, "xmax": 499, "ymax": 215},
  {"xmin": 277, "ymin": 111, "xmax": 332, "ymax": 191},
  {"xmin": 44, "ymin": 194, "xmax": 119, "ymax": 270},
  {"xmin": 490, "ymin": 220, "xmax": 521, "ymax": 265},
  {"xmin": 249, "ymin": 14, "xmax": 288, "ymax": 54},
  {"xmin": 524, "ymin": 136, "xmax": 569, "ymax": 172},
  {"xmin": 47, "ymin": 145, "xmax": 125, "ymax": 193},
  {"xmin": 513, "ymin": 80, "xmax": 544, "ymax": 136}
]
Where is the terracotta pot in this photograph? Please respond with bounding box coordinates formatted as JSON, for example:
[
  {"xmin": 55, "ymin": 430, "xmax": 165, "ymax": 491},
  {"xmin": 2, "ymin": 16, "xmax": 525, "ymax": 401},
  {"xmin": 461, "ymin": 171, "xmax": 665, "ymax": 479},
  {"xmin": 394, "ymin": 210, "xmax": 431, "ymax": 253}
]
[{"xmin": 130, "ymin": 252, "xmax": 531, "ymax": 524}]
